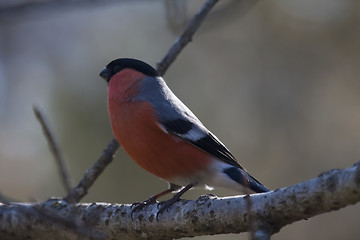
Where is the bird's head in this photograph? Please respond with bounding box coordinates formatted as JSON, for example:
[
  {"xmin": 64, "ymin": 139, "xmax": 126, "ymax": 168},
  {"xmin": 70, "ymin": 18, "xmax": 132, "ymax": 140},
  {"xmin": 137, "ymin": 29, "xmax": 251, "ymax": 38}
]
[{"xmin": 99, "ymin": 58, "xmax": 160, "ymax": 83}]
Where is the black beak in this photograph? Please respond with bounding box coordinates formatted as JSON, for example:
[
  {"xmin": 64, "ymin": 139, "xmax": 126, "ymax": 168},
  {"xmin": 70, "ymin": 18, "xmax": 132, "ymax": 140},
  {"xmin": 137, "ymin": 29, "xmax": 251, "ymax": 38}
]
[{"xmin": 99, "ymin": 67, "xmax": 111, "ymax": 83}]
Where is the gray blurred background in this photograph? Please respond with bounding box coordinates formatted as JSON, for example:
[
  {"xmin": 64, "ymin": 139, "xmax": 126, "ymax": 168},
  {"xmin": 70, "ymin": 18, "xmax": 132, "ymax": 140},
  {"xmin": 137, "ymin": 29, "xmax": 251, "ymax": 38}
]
[{"xmin": 1, "ymin": 0, "xmax": 360, "ymax": 239}]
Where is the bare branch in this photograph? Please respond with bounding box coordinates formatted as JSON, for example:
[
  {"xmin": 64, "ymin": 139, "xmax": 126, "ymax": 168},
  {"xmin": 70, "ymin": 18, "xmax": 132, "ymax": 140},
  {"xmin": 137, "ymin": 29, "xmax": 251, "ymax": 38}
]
[
  {"xmin": 33, "ymin": 105, "xmax": 73, "ymax": 194},
  {"xmin": 156, "ymin": 0, "xmax": 219, "ymax": 75},
  {"xmin": 64, "ymin": 138, "xmax": 119, "ymax": 203},
  {"xmin": 1, "ymin": 161, "xmax": 360, "ymax": 239},
  {"xmin": 0, "ymin": 197, "xmax": 104, "ymax": 239}
]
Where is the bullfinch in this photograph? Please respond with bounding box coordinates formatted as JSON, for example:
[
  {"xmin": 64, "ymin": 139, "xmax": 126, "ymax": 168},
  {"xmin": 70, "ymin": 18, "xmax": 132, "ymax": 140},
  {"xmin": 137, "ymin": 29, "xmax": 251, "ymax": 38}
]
[{"xmin": 100, "ymin": 58, "xmax": 269, "ymax": 215}]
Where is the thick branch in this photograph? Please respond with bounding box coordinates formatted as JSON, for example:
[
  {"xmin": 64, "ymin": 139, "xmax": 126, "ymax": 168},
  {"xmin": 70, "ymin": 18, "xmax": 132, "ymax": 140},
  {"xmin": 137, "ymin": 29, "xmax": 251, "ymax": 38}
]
[{"xmin": 1, "ymin": 162, "xmax": 360, "ymax": 240}]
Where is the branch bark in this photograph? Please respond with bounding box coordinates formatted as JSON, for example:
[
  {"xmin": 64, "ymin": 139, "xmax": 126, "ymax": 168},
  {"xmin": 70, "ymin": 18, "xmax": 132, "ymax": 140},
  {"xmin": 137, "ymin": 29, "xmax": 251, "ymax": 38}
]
[{"xmin": 1, "ymin": 162, "xmax": 360, "ymax": 239}]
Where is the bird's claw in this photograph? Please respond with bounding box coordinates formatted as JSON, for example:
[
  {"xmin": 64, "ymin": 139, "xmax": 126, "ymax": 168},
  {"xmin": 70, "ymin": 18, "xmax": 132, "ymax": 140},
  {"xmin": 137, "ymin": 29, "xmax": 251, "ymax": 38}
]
[
  {"xmin": 155, "ymin": 197, "xmax": 180, "ymax": 220},
  {"xmin": 131, "ymin": 196, "xmax": 158, "ymax": 219}
]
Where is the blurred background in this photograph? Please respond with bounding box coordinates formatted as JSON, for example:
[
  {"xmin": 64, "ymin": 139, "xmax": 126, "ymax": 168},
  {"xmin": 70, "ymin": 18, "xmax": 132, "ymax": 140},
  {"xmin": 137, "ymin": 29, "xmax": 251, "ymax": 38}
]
[{"xmin": 1, "ymin": 0, "xmax": 360, "ymax": 239}]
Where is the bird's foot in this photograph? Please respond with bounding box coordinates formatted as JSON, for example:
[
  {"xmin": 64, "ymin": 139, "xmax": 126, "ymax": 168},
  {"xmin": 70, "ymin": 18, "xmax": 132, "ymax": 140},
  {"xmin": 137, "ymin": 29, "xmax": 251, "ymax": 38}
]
[
  {"xmin": 156, "ymin": 182, "xmax": 195, "ymax": 220},
  {"xmin": 156, "ymin": 194, "xmax": 182, "ymax": 220},
  {"xmin": 131, "ymin": 196, "xmax": 158, "ymax": 218},
  {"xmin": 132, "ymin": 183, "xmax": 195, "ymax": 220}
]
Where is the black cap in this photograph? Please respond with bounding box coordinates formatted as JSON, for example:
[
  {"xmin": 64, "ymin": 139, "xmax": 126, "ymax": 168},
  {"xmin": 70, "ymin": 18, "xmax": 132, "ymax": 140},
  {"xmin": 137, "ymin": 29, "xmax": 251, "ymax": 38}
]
[{"xmin": 99, "ymin": 58, "xmax": 159, "ymax": 83}]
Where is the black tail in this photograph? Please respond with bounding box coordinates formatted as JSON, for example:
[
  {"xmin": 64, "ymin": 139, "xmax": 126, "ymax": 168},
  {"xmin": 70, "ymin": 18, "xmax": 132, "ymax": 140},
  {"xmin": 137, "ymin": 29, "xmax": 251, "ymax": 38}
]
[
  {"xmin": 248, "ymin": 175, "xmax": 270, "ymax": 193},
  {"xmin": 223, "ymin": 167, "xmax": 270, "ymax": 193}
]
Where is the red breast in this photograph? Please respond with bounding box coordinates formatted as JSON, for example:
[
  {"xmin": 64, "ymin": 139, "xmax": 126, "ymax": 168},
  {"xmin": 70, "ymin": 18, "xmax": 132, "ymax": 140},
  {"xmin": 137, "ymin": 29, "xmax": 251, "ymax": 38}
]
[{"xmin": 107, "ymin": 69, "xmax": 211, "ymax": 181}]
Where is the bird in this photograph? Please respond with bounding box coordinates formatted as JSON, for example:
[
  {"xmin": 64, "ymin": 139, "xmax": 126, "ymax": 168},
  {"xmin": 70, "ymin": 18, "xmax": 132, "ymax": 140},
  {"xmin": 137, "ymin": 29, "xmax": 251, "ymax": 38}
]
[{"xmin": 99, "ymin": 58, "xmax": 270, "ymax": 216}]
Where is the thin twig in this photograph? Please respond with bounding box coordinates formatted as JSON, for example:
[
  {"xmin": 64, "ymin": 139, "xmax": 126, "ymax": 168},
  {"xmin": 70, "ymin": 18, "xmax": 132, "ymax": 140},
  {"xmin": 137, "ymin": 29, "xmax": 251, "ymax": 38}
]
[
  {"xmin": 157, "ymin": 0, "xmax": 219, "ymax": 75},
  {"xmin": 64, "ymin": 0, "xmax": 220, "ymax": 204},
  {"xmin": 33, "ymin": 105, "xmax": 73, "ymax": 194},
  {"xmin": 241, "ymin": 176, "xmax": 256, "ymax": 239},
  {"xmin": 245, "ymin": 193, "xmax": 256, "ymax": 240},
  {"xmin": 64, "ymin": 138, "xmax": 119, "ymax": 203}
]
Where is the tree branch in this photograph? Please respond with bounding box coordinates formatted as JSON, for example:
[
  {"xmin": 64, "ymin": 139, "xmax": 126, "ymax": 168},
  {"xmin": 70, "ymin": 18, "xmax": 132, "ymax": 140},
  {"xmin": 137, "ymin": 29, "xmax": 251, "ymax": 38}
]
[
  {"xmin": 1, "ymin": 162, "xmax": 360, "ymax": 239},
  {"xmin": 0, "ymin": 197, "xmax": 105, "ymax": 239},
  {"xmin": 33, "ymin": 105, "xmax": 73, "ymax": 193}
]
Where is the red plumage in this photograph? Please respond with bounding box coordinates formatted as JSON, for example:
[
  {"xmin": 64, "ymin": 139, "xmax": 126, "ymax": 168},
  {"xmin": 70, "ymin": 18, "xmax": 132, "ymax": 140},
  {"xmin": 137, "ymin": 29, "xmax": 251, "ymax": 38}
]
[{"xmin": 108, "ymin": 69, "xmax": 211, "ymax": 181}]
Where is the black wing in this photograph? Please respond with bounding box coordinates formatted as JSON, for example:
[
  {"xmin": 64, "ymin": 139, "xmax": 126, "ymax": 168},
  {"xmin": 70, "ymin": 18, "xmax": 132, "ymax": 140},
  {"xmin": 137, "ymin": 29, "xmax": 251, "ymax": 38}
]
[{"xmin": 161, "ymin": 118, "xmax": 243, "ymax": 169}]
